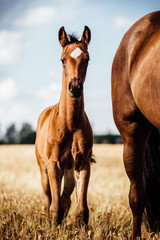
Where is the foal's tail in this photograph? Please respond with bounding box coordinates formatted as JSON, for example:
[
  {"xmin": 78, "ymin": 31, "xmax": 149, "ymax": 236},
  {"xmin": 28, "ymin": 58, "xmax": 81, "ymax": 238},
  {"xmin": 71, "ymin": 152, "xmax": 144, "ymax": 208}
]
[{"xmin": 144, "ymin": 127, "xmax": 160, "ymax": 231}]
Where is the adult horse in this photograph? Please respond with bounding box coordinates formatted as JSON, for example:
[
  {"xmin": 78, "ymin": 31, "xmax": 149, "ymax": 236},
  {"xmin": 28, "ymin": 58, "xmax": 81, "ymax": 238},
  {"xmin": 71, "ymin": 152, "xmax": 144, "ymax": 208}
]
[
  {"xmin": 112, "ymin": 11, "xmax": 160, "ymax": 239},
  {"xmin": 35, "ymin": 26, "xmax": 93, "ymax": 227}
]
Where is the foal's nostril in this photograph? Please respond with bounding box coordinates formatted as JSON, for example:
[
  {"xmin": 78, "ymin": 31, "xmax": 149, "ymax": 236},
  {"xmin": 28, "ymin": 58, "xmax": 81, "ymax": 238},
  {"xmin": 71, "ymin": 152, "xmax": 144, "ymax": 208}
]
[
  {"xmin": 78, "ymin": 82, "xmax": 83, "ymax": 90},
  {"xmin": 77, "ymin": 83, "xmax": 81, "ymax": 89},
  {"xmin": 68, "ymin": 81, "xmax": 83, "ymax": 98},
  {"xmin": 69, "ymin": 82, "xmax": 73, "ymax": 92}
]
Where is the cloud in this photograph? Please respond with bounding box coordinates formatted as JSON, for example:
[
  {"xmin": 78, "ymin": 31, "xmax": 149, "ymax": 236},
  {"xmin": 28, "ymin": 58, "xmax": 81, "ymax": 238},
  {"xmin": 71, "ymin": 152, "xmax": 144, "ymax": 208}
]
[
  {"xmin": 9, "ymin": 103, "xmax": 31, "ymax": 120},
  {"xmin": 0, "ymin": 78, "xmax": 18, "ymax": 100},
  {"xmin": 37, "ymin": 82, "xmax": 61, "ymax": 106},
  {"xmin": 0, "ymin": 30, "xmax": 24, "ymax": 67},
  {"xmin": 114, "ymin": 16, "xmax": 134, "ymax": 29},
  {"xmin": 14, "ymin": 6, "xmax": 60, "ymax": 27},
  {"xmin": 0, "ymin": 102, "xmax": 33, "ymax": 134}
]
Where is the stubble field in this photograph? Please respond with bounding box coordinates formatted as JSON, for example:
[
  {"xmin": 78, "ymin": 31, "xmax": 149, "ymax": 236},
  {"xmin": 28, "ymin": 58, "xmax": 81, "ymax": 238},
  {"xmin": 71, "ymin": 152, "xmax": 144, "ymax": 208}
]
[{"xmin": 0, "ymin": 144, "xmax": 158, "ymax": 239}]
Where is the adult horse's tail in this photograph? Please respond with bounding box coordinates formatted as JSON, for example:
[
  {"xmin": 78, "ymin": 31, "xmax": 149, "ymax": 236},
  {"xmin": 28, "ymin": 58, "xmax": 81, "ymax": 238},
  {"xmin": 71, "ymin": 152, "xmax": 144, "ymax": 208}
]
[{"xmin": 144, "ymin": 127, "xmax": 160, "ymax": 231}]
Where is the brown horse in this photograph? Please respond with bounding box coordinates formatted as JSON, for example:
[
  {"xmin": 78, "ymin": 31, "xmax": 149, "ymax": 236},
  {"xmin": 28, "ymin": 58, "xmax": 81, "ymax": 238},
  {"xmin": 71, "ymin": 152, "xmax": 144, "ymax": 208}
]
[
  {"xmin": 112, "ymin": 11, "xmax": 160, "ymax": 239},
  {"xmin": 35, "ymin": 26, "xmax": 93, "ymax": 227}
]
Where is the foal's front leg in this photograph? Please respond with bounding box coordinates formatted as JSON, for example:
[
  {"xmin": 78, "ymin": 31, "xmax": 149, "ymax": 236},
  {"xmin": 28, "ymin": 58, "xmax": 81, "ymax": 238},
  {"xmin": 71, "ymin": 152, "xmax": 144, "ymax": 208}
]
[
  {"xmin": 75, "ymin": 159, "xmax": 90, "ymax": 225},
  {"xmin": 47, "ymin": 160, "xmax": 64, "ymax": 226},
  {"xmin": 61, "ymin": 169, "xmax": 75, "ymax": 216}
]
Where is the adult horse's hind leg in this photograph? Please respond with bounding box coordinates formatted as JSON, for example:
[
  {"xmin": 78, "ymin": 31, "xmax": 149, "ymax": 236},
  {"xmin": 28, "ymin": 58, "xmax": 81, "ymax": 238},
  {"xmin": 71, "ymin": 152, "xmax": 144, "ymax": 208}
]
[
  {"xmin": 61, "ymin": 169, "xmax": 75, "ymax": 216},
  {"xmin": 112, "ymin": 58, "xmax": 152, "ymax": 238},
  {"xmin": 121, "ymin": 118, "xmax": 151, "ymax": 239},
  {"xmin": 75, "ymin": 160, "xmax": 90, "ymax": 225}
]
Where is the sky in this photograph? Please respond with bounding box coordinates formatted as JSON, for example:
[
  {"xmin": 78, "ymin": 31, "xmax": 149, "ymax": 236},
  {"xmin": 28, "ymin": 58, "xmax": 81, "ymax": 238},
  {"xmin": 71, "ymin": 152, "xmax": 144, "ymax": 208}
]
[{"xmin": 0, "ymin": 0, "xmax": 159, "ymax": 135}]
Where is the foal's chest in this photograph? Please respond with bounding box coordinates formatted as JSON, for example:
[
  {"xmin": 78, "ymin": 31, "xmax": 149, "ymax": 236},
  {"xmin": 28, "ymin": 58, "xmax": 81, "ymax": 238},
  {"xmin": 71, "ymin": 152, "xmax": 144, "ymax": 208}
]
[
  {"xmin": 58, "ymin": 132, "xmax": 86, "ymax": 169},
  {"xmin": 47, "ymin": 111, "xmax": 93, "ymax": 170},
  {"xmin": 49, "ymin": 129, "xmax": 92, "ymax": 170}
]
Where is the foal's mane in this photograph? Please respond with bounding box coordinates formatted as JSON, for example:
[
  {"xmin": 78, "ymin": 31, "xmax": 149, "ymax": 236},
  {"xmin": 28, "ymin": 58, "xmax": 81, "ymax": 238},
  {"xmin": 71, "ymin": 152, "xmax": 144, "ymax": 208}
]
[{"xmin": 68, "ymin": 33, "xmax": 80, "ymax": 44}]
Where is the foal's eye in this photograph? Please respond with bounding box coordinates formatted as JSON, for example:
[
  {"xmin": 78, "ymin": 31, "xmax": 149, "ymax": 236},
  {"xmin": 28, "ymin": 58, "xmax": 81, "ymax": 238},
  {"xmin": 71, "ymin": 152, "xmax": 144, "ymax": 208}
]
[{"xmin": 61, "ymin": 59, "xmax": 65, "ymax": 65}]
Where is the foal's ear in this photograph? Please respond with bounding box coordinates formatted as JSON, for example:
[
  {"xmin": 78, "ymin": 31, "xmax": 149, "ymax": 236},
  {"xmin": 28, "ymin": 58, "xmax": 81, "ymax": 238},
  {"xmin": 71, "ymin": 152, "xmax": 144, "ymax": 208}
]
[
  {"xmin": 81, "ymin": 26, "xmax": 91, "ymax": 46},
  {"xmin": 58, "ymin": 26, "xmax": 68, "ymax": 47}
]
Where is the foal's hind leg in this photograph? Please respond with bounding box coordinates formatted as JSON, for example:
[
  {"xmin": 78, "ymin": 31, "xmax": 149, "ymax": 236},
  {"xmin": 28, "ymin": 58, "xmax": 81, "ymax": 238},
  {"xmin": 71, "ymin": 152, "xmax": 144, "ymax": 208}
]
[
  {"xmin": 36, "ymin": 153, "xmax": 51, "ymax": 217},
  {"xmin": 75, "ymin": 159, "xmax": 90, "ymax": 225},
  {"xmin": 61, "ymin": 169, "xmax": 75, "ymax": 216},
  {"xmin": 40, "ymin": 168, "xmax": 52, "ymax": 217}
]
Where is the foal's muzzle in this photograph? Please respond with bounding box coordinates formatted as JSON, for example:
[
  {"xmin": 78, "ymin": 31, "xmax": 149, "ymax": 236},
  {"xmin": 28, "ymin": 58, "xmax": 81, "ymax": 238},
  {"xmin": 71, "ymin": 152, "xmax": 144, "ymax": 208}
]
[{"xmin": 68, "ymin": 82, "xmax": 83, "ymax": 98}]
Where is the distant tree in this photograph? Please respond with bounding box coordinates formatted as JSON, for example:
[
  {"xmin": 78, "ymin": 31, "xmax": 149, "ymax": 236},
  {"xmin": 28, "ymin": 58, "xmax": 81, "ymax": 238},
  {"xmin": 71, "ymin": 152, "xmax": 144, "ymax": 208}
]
[
  {"xmin": 5, "ymin": 124, "xmax": 17, "ymax": 144},
  {"xmin": 19, "ymin": 123, "xmax": 32, "ymax": 139},
  {"xmin": 20, "ymin": 131, "xmax": 36, "ymax": 144},
  {"xmin": 19, "ymin": 123, "xmax": 36, "ymax": 144},
  {"xmin": 94, "ymin": 133, "xmax": 123, "ymax": 144},
  {"xmin": 0, "ymin": 123, "xmax": 3, "ymax": 144}
]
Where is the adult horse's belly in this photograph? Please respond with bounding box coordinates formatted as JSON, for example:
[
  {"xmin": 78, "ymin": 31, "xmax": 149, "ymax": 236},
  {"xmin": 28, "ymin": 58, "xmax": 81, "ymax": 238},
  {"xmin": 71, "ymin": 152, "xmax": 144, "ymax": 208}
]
[{"xmin": 130, "ymin": 38, "xmax": 160, "ymax": 129}]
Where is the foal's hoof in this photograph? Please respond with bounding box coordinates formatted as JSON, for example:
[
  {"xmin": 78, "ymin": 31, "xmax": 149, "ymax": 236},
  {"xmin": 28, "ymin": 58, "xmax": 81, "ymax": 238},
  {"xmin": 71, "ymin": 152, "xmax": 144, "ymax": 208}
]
[
  {"xmin": 76, "ymin": 208, "xmax": 89, "ymax": 226},
  {"xmin": 62, "ymin": 198, "xmax": 71, "ymax": 217},
  {"xmin": 50, "ymin": 208, "xmax": 64, "ymax": 226}
]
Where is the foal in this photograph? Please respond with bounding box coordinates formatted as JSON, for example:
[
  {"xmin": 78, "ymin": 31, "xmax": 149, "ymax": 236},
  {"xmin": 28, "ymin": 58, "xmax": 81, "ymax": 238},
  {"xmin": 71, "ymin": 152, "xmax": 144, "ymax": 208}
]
[{"xmin": 35, "ymin": 26, "xmax": 93, "ymax": 226}]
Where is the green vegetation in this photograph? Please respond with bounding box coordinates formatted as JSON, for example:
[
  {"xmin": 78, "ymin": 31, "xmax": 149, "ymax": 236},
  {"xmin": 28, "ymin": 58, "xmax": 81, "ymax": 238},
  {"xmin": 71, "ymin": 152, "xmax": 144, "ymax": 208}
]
[
  {"xmin": 0, "ymin": 122, "xmax": 122, "ymax": 144},
  {"xmin": 0, "ymin": 123, "xmax": 36, "ymax": 144},
  {"xmin": 94, "ymin": 134, "xmax": 122, "ymax": 144}
]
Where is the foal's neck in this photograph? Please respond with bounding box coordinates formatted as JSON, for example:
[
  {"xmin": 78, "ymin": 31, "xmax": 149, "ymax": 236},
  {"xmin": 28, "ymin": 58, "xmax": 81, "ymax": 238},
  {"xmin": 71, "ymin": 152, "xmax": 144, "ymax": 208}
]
[{"xmin": 59, "ymin": 72, "xmax": 84, "ymax": 131}]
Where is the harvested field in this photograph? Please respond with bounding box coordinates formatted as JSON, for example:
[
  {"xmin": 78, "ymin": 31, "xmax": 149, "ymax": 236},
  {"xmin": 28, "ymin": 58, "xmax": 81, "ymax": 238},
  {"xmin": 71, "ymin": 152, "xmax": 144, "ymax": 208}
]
[{"xmin": 0, "ymin": 144, "xmax": 157, "ymax": 239}]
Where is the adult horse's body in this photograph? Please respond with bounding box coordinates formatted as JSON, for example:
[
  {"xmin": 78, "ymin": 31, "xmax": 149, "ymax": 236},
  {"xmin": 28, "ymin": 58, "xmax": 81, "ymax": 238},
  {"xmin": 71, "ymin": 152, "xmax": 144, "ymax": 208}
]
[
  {"xmin": 35, "ymin": 26, "xmax": 93, "ymax": 226},
  {"xmin": 112, "ymin": 11, "xmax": 160, "ymax": 239}
]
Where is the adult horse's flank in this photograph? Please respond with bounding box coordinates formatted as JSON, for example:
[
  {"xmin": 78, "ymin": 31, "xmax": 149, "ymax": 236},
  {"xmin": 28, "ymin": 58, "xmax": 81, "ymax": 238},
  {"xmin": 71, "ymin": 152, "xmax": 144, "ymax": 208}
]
[
  {"xmin": 35, "ymin": 26, "xmax": 93, "ymax": 226},
  {"xmin": 112, "ymin": 11, "xmax": 160, "ymax": 239}
]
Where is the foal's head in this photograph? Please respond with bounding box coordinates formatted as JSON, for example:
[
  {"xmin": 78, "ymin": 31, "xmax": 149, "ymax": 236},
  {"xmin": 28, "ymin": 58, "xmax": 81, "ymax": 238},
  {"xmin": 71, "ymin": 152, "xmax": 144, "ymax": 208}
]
[{"xmin": 59, "ymin": 26, "xmax": 91, "ymax": 98}]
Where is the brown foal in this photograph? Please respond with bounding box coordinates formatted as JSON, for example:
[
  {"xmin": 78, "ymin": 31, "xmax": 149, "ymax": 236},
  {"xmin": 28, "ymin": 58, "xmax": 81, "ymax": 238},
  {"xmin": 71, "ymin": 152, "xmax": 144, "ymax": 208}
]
[{"xmin": 35, "ymin": 26, "xmax": 93, "ymax": 227}]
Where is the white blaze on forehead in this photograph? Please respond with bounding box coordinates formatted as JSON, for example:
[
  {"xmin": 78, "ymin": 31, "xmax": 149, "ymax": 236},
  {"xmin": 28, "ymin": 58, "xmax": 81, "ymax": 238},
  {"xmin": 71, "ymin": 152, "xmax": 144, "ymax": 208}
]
[{"xmin": 70, "ymin": 47, "xmax": 83, "ymax": 59}]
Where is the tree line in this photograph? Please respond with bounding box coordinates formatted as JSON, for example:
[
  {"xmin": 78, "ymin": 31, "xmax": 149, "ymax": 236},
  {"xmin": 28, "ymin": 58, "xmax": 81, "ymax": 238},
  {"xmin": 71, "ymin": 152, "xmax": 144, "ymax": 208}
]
[
  {"xmin": 0, "ymin": 123, "xmax": 36, "ymax": 144},
  {"xmin": 94, "ymin": 133, "xmax": 123, "ymax": 144},
  {"xmin": 0, "ymin": 122, "xmax": 122, "ymax": 144}
]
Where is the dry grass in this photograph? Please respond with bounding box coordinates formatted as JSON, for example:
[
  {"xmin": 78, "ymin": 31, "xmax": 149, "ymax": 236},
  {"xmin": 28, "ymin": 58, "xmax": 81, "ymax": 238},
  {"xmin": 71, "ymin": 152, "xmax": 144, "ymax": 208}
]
[{"xmin": 0, "ymin": 144, "xmax": 159, "ymax": 239}]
